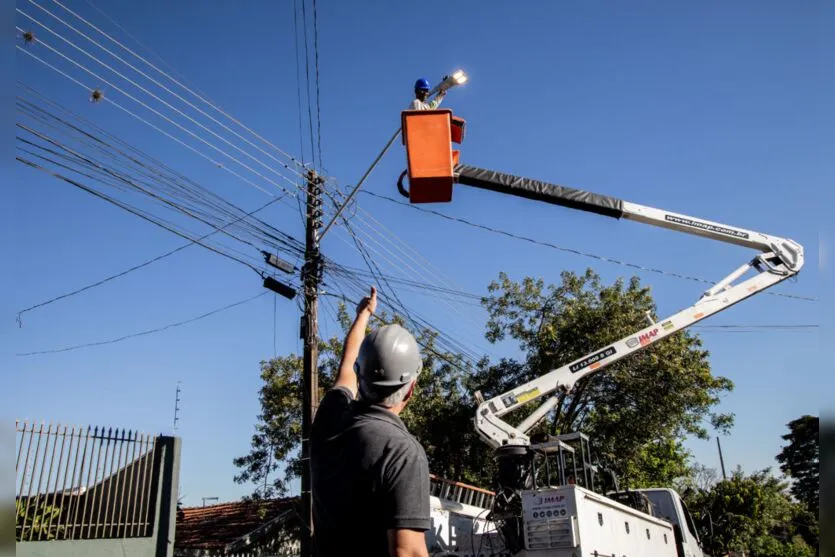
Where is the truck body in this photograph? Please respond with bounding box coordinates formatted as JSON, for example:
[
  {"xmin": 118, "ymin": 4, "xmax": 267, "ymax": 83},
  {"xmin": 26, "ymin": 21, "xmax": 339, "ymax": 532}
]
[
  {"xmin": 521, "ymin": 485, "xmax": 684, "ymax": 556},
  {"xmin": 427, "ymin": 476, "xmax": 704, "ymax": 557}
]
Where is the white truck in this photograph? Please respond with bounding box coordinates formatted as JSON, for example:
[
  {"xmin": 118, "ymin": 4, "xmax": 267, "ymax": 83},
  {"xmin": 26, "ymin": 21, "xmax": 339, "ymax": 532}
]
[
  {"xmin": 426, "ymin": 475, "xmax": 705, "ymax": 557},
  {"xmin": 397, "ymin": 106, "xmax": 804, "ymax": 556}
]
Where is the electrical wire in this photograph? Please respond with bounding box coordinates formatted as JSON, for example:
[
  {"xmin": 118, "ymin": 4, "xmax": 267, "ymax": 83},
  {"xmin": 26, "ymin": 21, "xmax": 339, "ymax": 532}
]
[
  {"xmin": 322, "ymin": 290, "xmax": 477, "ymax": 378},
  {"xmin": 326, "ymin": 271, "xmax": 484, "ymax": 365},
  {"xmin": 292, "ymin": 0, "xmax": 308, "ymax": 226},
  {"xmin": 324, "ymin": 220, "xmax": 493, "ymax": 352},
  {"xmin": 323, "ymin": 226, "xmax": 492, "ymax": 359},
  {"xmin": 299, "ymin": 0, "xmax": 316, "ymax": 170},
  {"xmin": 361, "ymin": 190, "xmax": 818, "ymax": 303},
  {"xmin": 15, "ymin": 84, "xmax": 307, "ymax": 251},
  {"xmin": 15, "ymin": 34, "xmax": 300, "ymax": 197},
  {"xmin": 311, "ymin": 0, "xmax": 323, "ymax": 170},
  {"xmin": 16, "ymin": 153, "xmax": 267, "ymax": 275},
  {"xmin": 16, "ymin": 46, "xmax": 281, "ymax": 198},
  {"xmin": 43, "ymin": 0, "xmax": 306, "ymax": 169},
  {"xmin": 82, "ymin": 0, "xmax": 216, "ymax": 104},
  {"xmin": 15, "ymin": 195, "xmax": 284, "ymax": 325},
  {"xmin": 16, "ymin": 291, "xmax": 269, "ymax": 356},
  {"xmin": 19, "ymin": 4, "xmax": 306, "ymax": 181},
  {"xmin": 17, "ymin": 123, "xmax": 270, "ymax": 259}
]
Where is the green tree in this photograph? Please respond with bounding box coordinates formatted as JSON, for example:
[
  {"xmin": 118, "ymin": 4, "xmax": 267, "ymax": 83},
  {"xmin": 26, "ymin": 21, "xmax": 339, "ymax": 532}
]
[
  {"xmin": 684, "ymin": 467, "xmax": 815, "ymax": 557},
  {"xmin": 478, "ymin": 269, "xmax": 734, "ymax": 487},
  {"xmin": 232, "ymin": 306, "xmax": 490, "ymax": 497},
  {"xmin": 235, "ymin": 269, "xmax": 735, "ymax": 496},
  {"xmin": 776, "ymin": 415, "xmax": 819, "ymax": 515}
]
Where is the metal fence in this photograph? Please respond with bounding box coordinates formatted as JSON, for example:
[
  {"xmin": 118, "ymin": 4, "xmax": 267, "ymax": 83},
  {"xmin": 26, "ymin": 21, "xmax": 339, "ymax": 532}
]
[{"xmin": 16, "ymin": 420, "xmax": 159, "ymax": 542}]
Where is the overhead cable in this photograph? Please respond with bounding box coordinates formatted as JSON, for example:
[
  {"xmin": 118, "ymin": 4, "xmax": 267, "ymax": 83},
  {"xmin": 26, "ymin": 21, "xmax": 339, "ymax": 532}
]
[
  {"xmin": 16, "ymin": 154, "xmax": 266, "ymax": 275},
  {"xmin": 16, "ymin": 195, "xmax": 284, "ymax": 325},
  {"xmin": 311, "ymin": 0, "xmax": 323, "ymax": 169},
  {"xmin": 15, "ymin": 36, "xmax": 299, "ymax": 197},
  {"xmin": 15, "ymin": 92, "xmax": 305, "ymax": 255},
  {"xmin": 43, "ymin": 0, "xmax": 306, "ymax": 169},
  {"xmin": 17, "ymin": 291, "xmax": 269, "ymax": 356},
  {"xmin": 16, "ymin": 47, "xmax": 280, "ymax": 197},
  {"xmin": 361, "ymin": 190, "xmax": 818, "ymax": 303},
  {"xmin": 19, "ymin": 4, "xmax": 305, "ymax": 178}
]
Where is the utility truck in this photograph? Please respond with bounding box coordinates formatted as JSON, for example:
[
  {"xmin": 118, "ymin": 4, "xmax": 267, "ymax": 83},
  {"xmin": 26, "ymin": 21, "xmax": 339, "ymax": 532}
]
[{"xmin": 393, "ymin": 104, "xmax": 804, "ymax": 556}]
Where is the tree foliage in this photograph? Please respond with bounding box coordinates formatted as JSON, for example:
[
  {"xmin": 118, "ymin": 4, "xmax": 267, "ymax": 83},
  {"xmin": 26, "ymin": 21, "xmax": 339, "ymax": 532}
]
[
  {"xmin": 234, "ymin": 269, "xmax": 735, "ymax": 495},
  {"xmin": 776, "ymin": 415, "xmax": 819, "ymax": 515},
  {"xmin": 232, "ymin": 306, "xmax": 488, "ymax": 497},
  {"xmin": 478, "ymin": 269, "xmax": 733, "ymax": 487},
  {"xmin": 684, "ymin": 467, "xmax": 816, "ymax": 557}
]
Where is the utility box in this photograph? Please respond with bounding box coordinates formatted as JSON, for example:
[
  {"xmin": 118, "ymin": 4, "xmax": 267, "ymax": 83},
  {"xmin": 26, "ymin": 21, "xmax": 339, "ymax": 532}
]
[{"xmin": 401, "ymin": 109, "xmax": 457, "ymax": 203}]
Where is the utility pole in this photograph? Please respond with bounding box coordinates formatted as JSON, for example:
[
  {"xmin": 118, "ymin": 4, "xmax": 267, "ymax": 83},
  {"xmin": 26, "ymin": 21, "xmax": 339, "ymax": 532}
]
[
  {"xmin": 717, "ymin": 436, "xmax": 727, "ymax": 480},
  {"xmin": 300, "ymin": 169, "xmax": 323, "ymax": 557}
]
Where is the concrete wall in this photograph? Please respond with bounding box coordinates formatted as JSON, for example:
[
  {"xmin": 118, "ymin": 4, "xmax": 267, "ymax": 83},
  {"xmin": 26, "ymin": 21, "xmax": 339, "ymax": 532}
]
[{"xmin": 18, "ymin": 537, "xmax": 157, "ymax": 557}]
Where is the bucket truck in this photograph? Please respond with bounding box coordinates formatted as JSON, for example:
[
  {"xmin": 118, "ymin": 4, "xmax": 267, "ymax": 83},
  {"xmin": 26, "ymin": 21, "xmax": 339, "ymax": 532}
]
[{"xmin": 397, "ymin": 108, "xmax": 805, "ymax": 556}]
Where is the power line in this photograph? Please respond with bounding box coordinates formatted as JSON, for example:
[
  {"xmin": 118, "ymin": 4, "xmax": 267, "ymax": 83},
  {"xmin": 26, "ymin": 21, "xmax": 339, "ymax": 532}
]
[
  {"xmin": 17, "ymin": 291, "xmax": 269, "ymax": 356},
  {"xmin": 16, "ymin": 153, "xmax": 266, "ymax": 274},
  {"xmin": 19, "ymin": 4, "xmax": 305, "ymax": 180},
  {"xmin": 322, "ymin": 291, "xmax": 477, "ymax": 378},
  {"xmin": 15, "ymin": 33, "xmax": 301, "ymax": 197},
  {"xmin": 15, "ymin": 87, "xmax": 306, "ymax": 255},
  {"xmin": 16, "ymin": 195, "xmax": 284, "ymax": 325},
  {"xmin": 16, "ymin": 46, "xmax": 280, "ymax": 198},
  {"xmin": 83, "ymin": 0, "xmax": 218, "ymax": 105},
  {"xmin": 15, "ymin": 94, "xmax": 305, "ymax": 257},
  {"xmin": 326, "ymin": 271, "xmax": 485, "ymax": 365},
  {"xmin": 311, "ymin": 0, "xmax": 323, "ymax": 169},
  {"xmin": 43, "ymin": 0, "xmax": 306, "ymax": 169},
  {"xmin": 292, "ymin": 0, "xmax": 308, "ymax": 226},
  {"xmin": 17, "ymin": 123, "xmax": 269, "ymax": 259},
  {"xmin": 324, "ymin": 261, "xmax": 484, "ymax": 301},
  {"xmin": 299, "ymin": 0, "xmax": 316, "ymax": 170},
  {"xmin": 361, "ymin": 190, "xmax": 818, "ymax": 303}
]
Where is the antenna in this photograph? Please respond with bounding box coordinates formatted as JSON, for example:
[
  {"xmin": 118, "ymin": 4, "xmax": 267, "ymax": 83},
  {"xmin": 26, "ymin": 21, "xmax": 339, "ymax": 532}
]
[{"xmin": 173, "ymin": 381, "xmax": 182, "ymax": 434}]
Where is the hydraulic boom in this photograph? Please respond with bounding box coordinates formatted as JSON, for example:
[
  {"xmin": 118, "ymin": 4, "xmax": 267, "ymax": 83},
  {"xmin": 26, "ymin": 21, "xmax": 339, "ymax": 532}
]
[
  {"xmin": 455, "ymin": 163, "xmax": 804, "ymax": 448},
  {"xmin": 395, "ymin": 109, "xmax": 805, "ymax": 450}
]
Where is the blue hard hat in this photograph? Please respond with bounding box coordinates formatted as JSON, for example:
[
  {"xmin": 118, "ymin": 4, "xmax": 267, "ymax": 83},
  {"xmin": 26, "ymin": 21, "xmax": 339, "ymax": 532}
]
[{"xmin": 414, "ymin": 78, "xmax": 431, "ymax": 91}]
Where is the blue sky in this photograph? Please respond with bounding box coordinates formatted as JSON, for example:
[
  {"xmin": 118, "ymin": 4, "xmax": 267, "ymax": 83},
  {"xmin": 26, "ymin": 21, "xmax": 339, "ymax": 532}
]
[{"xmin": 4, "ymin": 0, "xmax": 829, "ymax": 507}]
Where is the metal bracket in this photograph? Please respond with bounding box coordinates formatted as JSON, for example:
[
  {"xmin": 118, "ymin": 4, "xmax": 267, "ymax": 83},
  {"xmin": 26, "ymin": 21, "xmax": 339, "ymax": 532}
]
[{"xmin": 397, "ymin": 170, "xmax": 410, "ymax": 199}]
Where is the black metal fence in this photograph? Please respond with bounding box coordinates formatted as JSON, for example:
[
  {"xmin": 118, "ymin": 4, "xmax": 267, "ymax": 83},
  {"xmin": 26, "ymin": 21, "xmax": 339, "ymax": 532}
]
[{"xmin": 16, "ymin": 420, "xmax": 159, "ymax": 541}]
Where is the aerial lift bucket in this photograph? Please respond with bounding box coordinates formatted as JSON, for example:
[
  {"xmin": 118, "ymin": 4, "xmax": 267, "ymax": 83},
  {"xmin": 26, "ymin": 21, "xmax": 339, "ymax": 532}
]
[{"xmin": 399, "ymin": 109, "xmax": 465, "ymax": 203}]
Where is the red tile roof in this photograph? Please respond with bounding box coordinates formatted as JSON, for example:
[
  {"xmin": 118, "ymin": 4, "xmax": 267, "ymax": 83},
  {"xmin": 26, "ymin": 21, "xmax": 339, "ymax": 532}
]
[{"xmin": 176, "ymin": 498, "xmax": 297, "ymax": 550}]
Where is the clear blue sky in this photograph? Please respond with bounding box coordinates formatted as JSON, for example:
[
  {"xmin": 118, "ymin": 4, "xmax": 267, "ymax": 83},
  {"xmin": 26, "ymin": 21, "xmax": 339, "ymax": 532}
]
[{"xmin": 4, "ymin": 0, "xmax": 829, "ymax": 508}]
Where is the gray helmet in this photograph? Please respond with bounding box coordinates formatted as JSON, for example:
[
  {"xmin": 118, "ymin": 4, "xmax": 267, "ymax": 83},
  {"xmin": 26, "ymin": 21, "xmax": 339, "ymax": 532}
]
[{"xmin": 355, "ymin": 324, "xmax": 422, "ymax": 389}]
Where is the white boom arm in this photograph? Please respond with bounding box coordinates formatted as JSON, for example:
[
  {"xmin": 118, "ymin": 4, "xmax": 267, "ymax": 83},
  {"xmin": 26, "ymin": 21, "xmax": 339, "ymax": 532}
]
[{"xmin": 474, "ymin": 199, "xmax": 804, "ymax": 449}]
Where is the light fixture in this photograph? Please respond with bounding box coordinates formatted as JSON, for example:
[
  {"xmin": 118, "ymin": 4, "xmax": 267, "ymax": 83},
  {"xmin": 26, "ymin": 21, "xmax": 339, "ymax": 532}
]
[{"xmin": 436, "ymin": 69, "xmax": 469, "ymax": 93}]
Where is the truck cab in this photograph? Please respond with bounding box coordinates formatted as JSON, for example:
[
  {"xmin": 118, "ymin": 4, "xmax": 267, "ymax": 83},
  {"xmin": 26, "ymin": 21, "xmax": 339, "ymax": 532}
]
[{"xmin": 610, "ymin": 488, "xmax": 706, "ymax": 557}]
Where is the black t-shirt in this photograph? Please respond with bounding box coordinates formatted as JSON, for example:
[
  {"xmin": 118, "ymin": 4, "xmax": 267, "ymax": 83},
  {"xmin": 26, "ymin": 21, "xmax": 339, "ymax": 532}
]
[{"xmin": 310, "ymin": 386, "xmax": 430, "ymax": 557}]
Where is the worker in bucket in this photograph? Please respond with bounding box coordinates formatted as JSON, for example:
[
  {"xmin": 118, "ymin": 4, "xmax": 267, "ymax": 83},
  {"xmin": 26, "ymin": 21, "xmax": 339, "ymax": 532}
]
[
  {"xmin": 311, "ymin": 286, "xmax": 430, "ymax": 557},
  {"xmin": 408, "ymin": 77, "xmax": 445, "ymax": 110}
]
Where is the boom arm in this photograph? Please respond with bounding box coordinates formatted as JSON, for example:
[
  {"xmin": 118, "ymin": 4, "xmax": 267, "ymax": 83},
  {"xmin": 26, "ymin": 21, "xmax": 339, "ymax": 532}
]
[{"xmin": 457, "ymin": 164, "xmax": 805, "ymax": 448}]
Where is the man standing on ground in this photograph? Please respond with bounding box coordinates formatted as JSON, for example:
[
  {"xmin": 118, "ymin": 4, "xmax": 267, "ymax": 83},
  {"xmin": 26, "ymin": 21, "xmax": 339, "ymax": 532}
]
[{"xmin": 311, "ymin": 286, "xmax": 430, "ymax": 557}]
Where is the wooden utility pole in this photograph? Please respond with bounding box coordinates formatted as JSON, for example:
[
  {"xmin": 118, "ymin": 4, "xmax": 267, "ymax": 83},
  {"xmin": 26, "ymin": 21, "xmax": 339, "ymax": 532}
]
[{"xmin": 300, "ymin": 169, "xmax": 323, "ymax": 557}]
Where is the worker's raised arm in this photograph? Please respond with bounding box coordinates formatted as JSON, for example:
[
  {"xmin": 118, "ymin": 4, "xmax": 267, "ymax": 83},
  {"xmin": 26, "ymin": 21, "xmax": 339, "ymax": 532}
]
[{"xmin": 334, "ymin": 286, "xmax": 377, "ymax": 397}]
